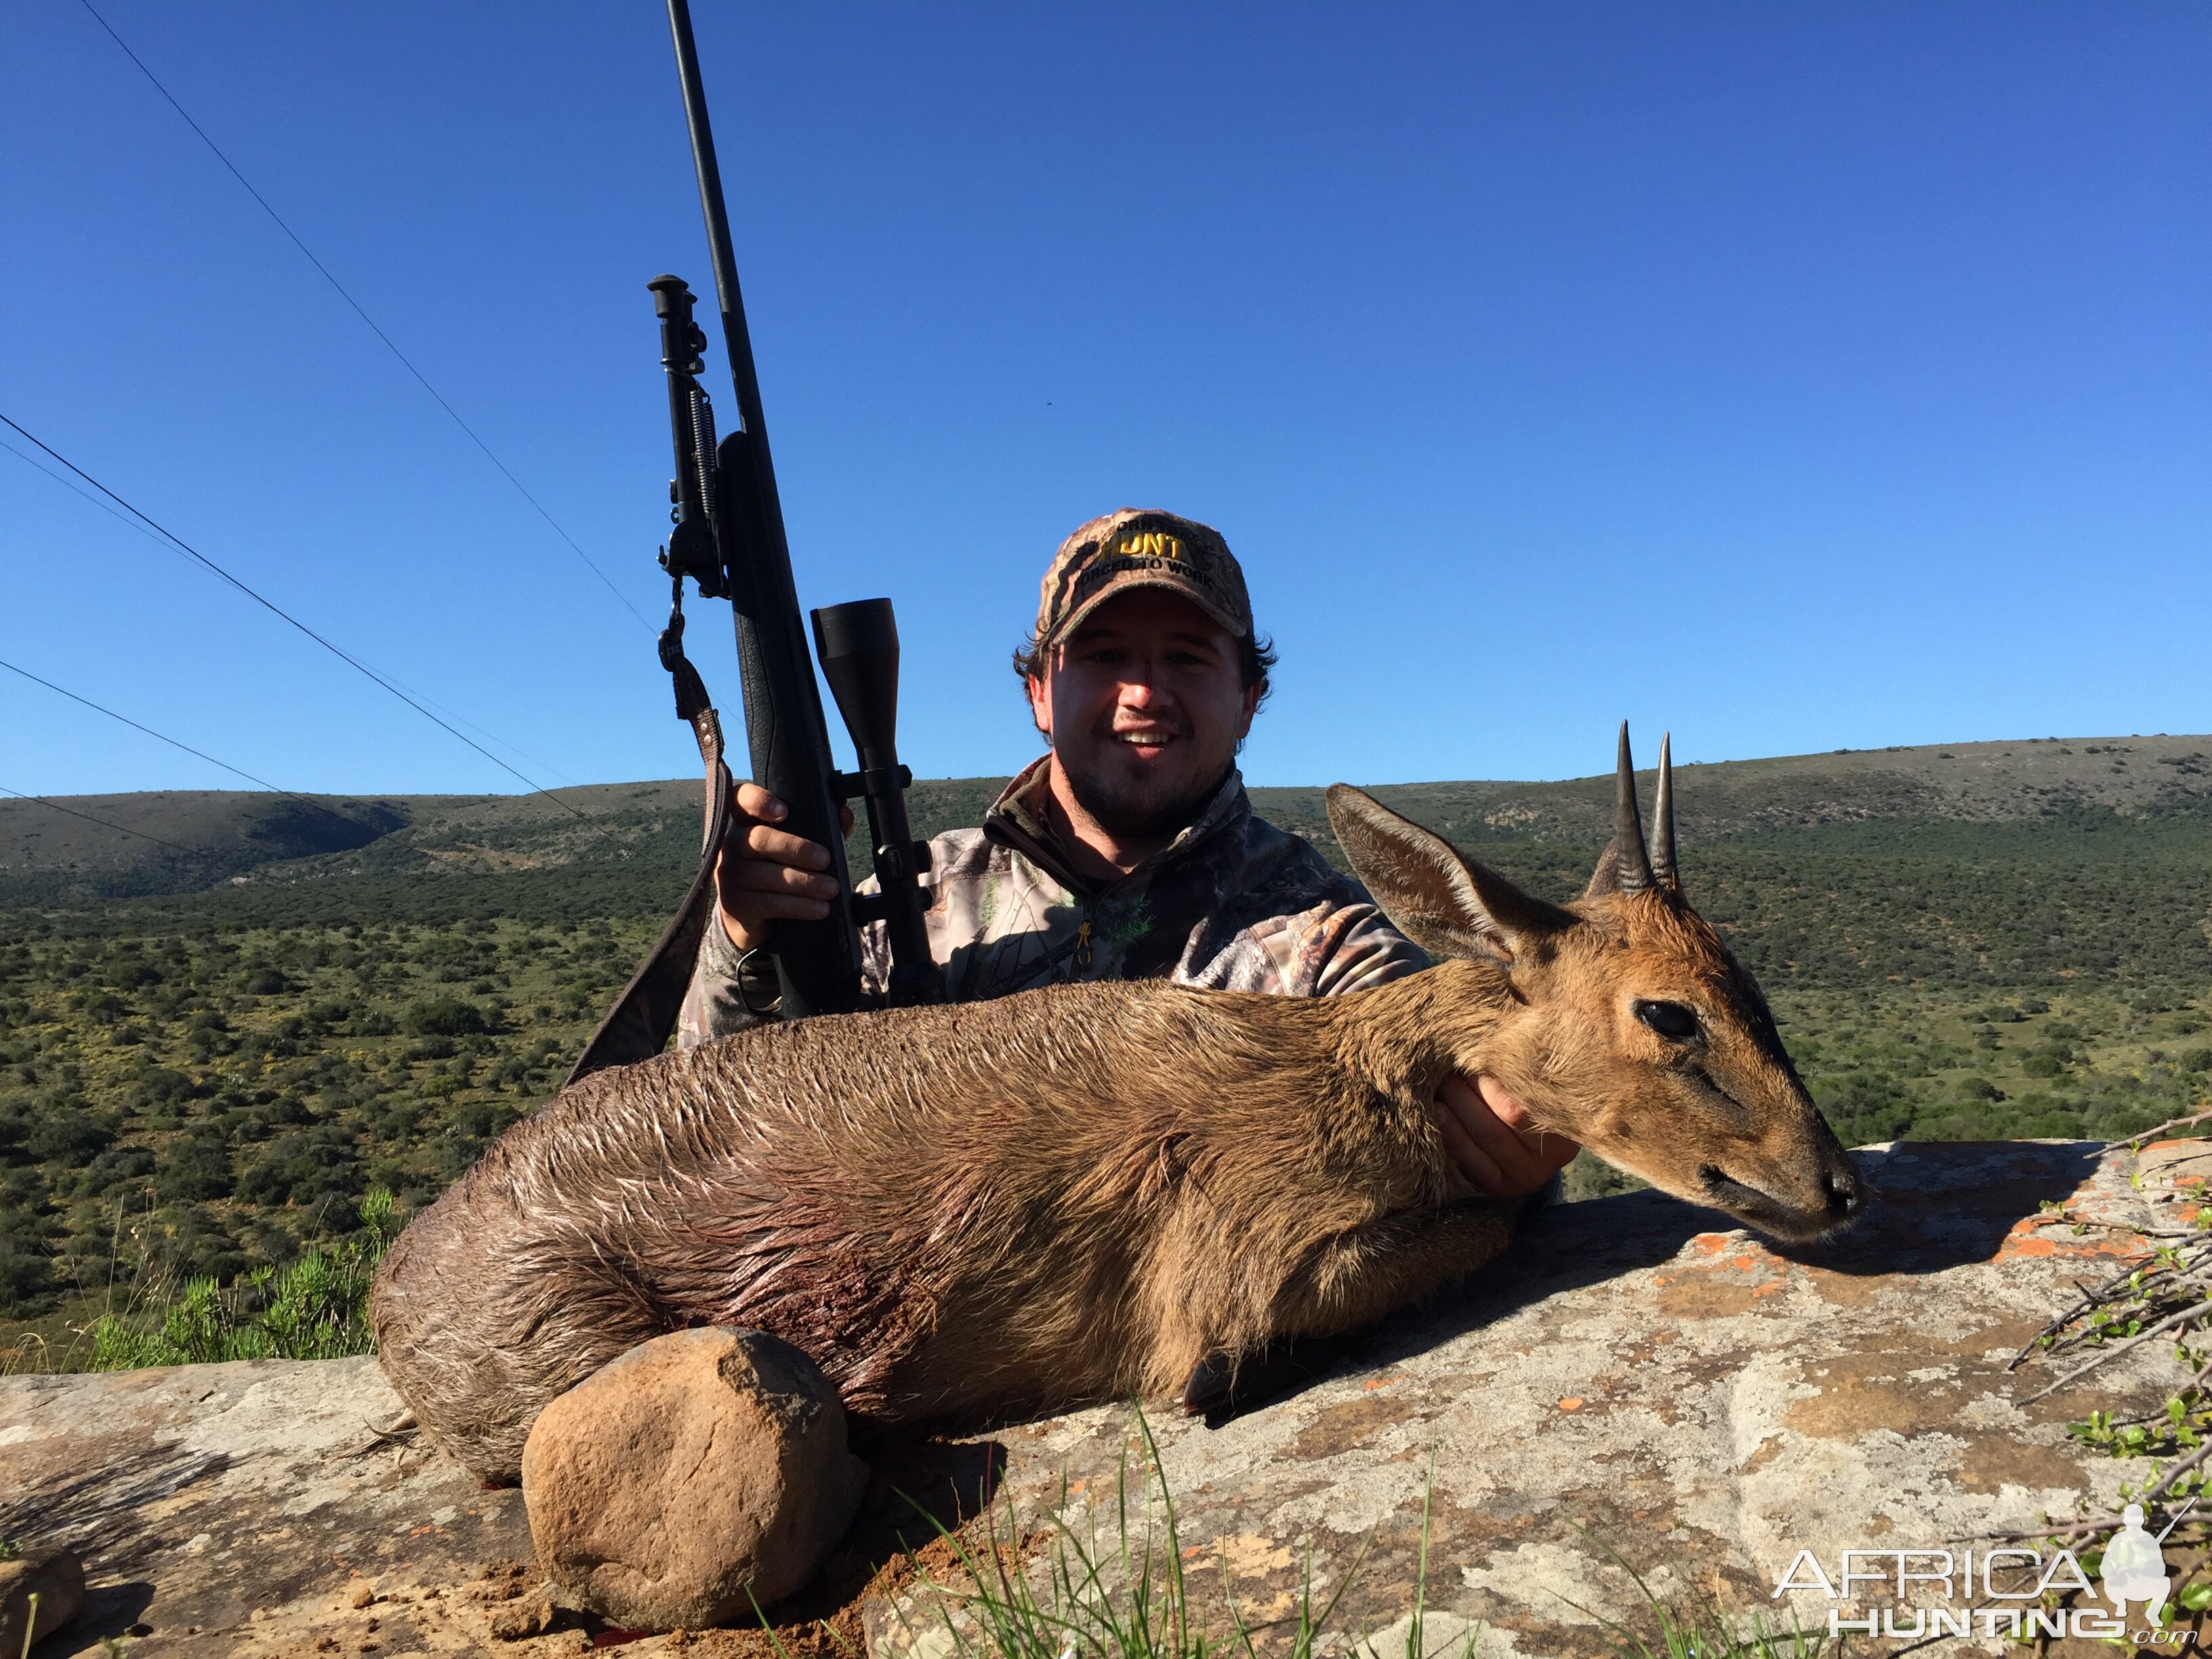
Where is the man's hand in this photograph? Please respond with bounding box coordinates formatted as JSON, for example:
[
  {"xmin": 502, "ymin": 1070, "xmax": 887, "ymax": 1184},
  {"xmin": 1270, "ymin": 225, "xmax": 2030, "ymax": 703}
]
[
  {"xmin": 714, "ymin": 782, "xmax": 855, "ymax": 952},
  {"xmin": 1433, "ymin": 1073, "xmax": 1578, "ymax": 1198}
]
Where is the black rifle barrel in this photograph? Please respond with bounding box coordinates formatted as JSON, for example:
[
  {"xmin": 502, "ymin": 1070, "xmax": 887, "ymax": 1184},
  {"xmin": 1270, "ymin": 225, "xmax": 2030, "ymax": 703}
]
[
  {"xmin": 665, "ymin": 0, "xmax": 767, "ymax": 477},
  {"xmin": 661, "ymin": 0, "xmax": 863, "ymax": 1017}
]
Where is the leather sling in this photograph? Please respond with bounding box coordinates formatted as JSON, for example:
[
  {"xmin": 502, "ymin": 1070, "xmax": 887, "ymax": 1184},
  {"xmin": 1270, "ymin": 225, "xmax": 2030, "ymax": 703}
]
[{"xmin": 563, "ymin": 606, "xmax": 732, "ymax": 1088}]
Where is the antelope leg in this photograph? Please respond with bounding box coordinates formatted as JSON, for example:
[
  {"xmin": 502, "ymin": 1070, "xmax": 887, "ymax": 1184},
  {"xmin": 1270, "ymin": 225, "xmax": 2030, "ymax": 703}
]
[
  {"xmin": 1271, "ymin": 1197, "xmax": 1524, "ymax": 1343},
  {"xmin": 1176, "ymin": 1200, "xmax": 1523, "ymax": 1419}
]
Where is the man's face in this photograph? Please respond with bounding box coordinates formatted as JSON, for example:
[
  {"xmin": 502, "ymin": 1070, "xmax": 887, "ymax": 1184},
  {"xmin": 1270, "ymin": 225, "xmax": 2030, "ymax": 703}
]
[{"xmin": 1028, "ymin": 588, "xmax": 1260, "ymax": 839}]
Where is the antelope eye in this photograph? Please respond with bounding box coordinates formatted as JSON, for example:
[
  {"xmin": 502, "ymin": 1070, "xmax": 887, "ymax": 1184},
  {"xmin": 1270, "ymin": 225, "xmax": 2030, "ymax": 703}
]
[{"xmin": 1635, "ymin": 1000, "xmax": 1700, "ymax": 1041}]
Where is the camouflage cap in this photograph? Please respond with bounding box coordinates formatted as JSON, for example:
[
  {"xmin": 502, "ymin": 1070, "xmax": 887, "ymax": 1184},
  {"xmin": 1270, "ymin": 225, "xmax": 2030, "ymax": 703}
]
[{"xmin": 1035, "ymin": 508, "xmax": 1253, "ymax": 647}]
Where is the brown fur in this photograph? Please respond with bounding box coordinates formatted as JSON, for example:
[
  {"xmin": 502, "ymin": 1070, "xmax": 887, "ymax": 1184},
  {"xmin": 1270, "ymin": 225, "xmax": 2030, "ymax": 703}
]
[{"xmin": 371, "ymin": 771, "xmax": 1858, "ymax": 1481}]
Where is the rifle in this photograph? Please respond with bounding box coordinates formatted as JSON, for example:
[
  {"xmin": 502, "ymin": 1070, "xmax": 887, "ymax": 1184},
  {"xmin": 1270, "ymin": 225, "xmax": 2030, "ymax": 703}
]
[{"xmin": 568, "ymin": 0, "xmax": 940, "ymax": 1083}]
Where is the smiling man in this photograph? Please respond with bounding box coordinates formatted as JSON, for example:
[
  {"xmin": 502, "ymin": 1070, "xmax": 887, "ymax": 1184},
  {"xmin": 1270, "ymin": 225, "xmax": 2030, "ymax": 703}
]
[{"xmin": 680, "ymin": 507, "xmax": 1576, "ymax": 1201}]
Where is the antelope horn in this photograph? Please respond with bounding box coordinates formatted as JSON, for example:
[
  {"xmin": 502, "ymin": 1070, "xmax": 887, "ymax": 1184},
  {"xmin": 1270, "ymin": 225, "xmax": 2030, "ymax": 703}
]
[
  {"xmin": 1650, "ymin": 731, "xmax": 1677, "ymax": 891},
  {"xmin": 1613, "ymin": 721, "xmax": 1652, "ymax": 894}
]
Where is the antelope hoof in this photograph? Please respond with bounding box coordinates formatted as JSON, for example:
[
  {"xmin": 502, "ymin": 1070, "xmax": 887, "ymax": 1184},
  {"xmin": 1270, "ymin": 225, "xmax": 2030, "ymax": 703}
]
[
  {"xmin": 1181, "ymin": 1336, "xmax": 1357, "ymax": 1422},
  {"xmin": 1181, "ymin": 1350, "xmax": 1235, "ymax": 1415}
]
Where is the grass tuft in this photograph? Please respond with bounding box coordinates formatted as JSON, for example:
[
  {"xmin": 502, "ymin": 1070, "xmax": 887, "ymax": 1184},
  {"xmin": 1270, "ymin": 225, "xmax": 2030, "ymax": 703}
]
[
  {"xmin": 890, "ymin": 1409, "xmax": 1390, "ymax": 1659},
  {"xmin": 879, "ymin": 1412, "xmax": 1824, "ymax": 1659},
  {"xmin": 82, "ymin": 1186, "xmax": 392, "ymax": 1368},
  {"xmin": 1568, "ymin": 1526, "xmax": 1830, "ymax": 1658}
]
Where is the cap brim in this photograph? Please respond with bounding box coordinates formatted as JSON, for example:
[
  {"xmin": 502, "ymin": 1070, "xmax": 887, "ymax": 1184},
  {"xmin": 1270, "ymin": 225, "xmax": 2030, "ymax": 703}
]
[{"xmin": 1054, "ymin": 573, "xmax": 1249, "ymax": 643}]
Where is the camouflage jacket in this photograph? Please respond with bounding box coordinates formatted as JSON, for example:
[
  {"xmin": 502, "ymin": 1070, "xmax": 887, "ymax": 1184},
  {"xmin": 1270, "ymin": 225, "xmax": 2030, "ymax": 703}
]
[{"xmin": 678, "ymin": 756, "xmax": 1427, "ymax": 1044}]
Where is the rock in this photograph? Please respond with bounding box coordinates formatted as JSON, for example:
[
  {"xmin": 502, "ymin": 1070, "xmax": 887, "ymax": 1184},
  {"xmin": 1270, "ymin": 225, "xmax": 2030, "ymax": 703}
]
[
  {"xmin": 344, "ymin": 1577, "xmax": 376, "ymax": 1609},
  {"xmin": 0, "ymin": 1141, "xmax": 2189, "ymax": 1656},
  {"xmin": 866, "ymin": 1141, "xmax": 2192, "ymax": 1658},
  {"xmin": 485, "ymin": 1584, "xmax": 556, "ymax": 1640},
  {"xmin": 521, "ymin": 1326, "xmax": 869, "ymax": 1632},
  {"xmin": 0, "ymin": 1545, "xmax": 85, "ymax": 1653},
  {"xmin": 0, "ymin": 1354, "xmax": 531, "ymax": 1654}
]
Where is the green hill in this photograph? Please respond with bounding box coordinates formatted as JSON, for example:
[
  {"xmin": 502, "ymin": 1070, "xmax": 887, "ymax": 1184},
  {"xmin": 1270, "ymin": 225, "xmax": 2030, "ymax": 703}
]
[
  {"xmin": 9, "ymin": 731, "xmax": 2207, "ymax": 904},
  {"xmin": 3, "ymin": 733, "xmax": 2209, "ymax": 1359}
]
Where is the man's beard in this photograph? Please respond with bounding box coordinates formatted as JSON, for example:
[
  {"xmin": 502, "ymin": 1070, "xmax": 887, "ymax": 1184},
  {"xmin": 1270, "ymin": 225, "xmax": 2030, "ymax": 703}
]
[{"xmin": 1059, "ymin": 750, "xmax": 1233, "ymax": 842}]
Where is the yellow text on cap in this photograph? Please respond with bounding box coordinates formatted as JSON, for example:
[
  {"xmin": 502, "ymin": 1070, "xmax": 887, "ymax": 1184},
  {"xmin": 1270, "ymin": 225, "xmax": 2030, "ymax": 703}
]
[{"xmin": 1112, "ymin": 531, "xmax": 1183, "ymax": 560}]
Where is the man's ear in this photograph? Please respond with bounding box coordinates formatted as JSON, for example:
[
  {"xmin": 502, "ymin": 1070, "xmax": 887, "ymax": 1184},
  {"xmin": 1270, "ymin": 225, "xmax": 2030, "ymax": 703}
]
[
  {"xmin": 1026, "ymin": 669, "xmax": 1052, "ymax": 741},
  {"xmin": 1326, "ymin": 784, "xmax": 1574, "ymax": 966}
]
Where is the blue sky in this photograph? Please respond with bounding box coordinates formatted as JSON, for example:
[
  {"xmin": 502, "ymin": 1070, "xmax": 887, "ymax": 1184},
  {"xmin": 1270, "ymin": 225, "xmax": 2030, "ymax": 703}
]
[{"xmin": 3, "ymin": 2, "xmax": 2205, "ymax": 799}]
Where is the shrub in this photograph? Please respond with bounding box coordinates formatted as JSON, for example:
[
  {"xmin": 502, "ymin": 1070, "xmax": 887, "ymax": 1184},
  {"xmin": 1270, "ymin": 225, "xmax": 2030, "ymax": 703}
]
[
  {"xmin": 235, "ymin": 1126, "xmax": 361, "ymax": 1208},
  {"xmin": 155, "ymin": 1129, "xmax": 234, "ymax": 1202},
  {"xmin": 25, "ymin": 1109, "xmax": 113, "ymax": 1167},
  {"xmin": 75, "ymin": 1143, "xmax": 156, "ymax": 1196},
  {"xmin": 401, "ymin": 996, "xmax": 491, "ymax": 1038},
  {"xmin": 0, "ymin": 1237, "xmax": 56, "ymax": 1312},
  {"xmin": 131, "ymin": 1067, "xmax": 194, "ymax": 1109}
]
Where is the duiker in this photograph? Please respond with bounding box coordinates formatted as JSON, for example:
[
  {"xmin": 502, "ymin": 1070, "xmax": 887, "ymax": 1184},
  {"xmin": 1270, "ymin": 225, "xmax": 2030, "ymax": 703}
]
[{"xmin": 372, "ymin": 728, "xmax": 1858, "ymax": 1481}]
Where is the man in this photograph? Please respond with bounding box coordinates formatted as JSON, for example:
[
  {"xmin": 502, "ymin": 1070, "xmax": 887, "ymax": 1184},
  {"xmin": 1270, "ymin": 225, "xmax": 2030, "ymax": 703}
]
[{"xmin": 682, "ymin": 508, "xmax": 1576, "ymax": 1200}]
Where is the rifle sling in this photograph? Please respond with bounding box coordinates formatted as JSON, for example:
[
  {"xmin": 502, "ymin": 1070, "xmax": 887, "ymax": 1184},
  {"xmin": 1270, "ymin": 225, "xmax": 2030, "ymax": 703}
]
[{"xmin": 564, "ymin": 617, "xmax": 733, "ymax": 1088}]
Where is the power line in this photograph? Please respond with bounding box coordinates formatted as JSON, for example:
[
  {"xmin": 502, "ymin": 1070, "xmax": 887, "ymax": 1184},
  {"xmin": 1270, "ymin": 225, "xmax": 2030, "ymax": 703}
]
[
  {"xmin": 0, "ymin": 411, "xmax": 620, "ymax": 847},
  {"xmin": 1, "ymin": 432, "xmax": 183, "ymax": 555},
  {"xmin": 3, "ymin": 651, "xmax": 581, "ymax": 819},
  {"xmin": 382, "ymin": 688, "xmax": 588, "ymax": 792},
  {"xmin": 0, "ymin": 655, "xmax": 321, "ymax": 808},
  {"xmin": 1, "ymin": 438, "xmax": 586, "ymax": 792},
  {"xmin": 76, "ymin": 0, "xmax": 655, "ymax": 634},
  {"xmin": 0, "ymin": 783, "xmax": 198, "ymax": 856}
]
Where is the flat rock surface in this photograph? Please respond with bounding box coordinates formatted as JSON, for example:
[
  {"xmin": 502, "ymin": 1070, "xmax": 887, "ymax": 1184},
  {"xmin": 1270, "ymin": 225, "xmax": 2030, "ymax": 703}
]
[
  {"xmin": 882, "ymin": 1140, "xmax": 2190, "ymax": 1659},
  {"xmin": 0, "ymin": 1141, "xmax": 2190, "ymax": 1657},
  {"xmin": 0, "ymin": 1351, "xmax": 540, "ymax": 1654}
]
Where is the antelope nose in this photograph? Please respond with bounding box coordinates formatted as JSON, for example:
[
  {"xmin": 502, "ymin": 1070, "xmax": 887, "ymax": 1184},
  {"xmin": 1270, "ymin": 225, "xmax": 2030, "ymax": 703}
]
[{"xmin": 1823, "ymin": 1164, "xmax": 1862, "ymax": 1221}]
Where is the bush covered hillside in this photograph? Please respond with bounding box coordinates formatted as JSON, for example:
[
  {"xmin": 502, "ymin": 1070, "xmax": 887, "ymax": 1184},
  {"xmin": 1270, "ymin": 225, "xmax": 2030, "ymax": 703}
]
[
  {"xmin": 3, "ymin": 735, "xmax": 2210, "ymax": 1362},
  {"xmin": 0, "ymin": 903, "xmax": 657, "ymax": 1328}
]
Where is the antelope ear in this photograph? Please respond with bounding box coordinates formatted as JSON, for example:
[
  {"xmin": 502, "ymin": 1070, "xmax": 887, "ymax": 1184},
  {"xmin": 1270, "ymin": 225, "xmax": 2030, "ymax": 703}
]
[{"xmin": 1326, "ymin": 784, "xmax": 1574, "ymax": 966}]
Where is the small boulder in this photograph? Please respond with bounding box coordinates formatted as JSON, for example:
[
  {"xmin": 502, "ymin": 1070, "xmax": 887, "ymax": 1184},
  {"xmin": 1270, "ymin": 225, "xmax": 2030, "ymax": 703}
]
[
  {"xmin": 522, "ymin": 1327, "xmax": 868, "ymax": 1631},
  {"xmin": 487, "ymin": 1584, "xmax": 557, "ymax": 1641},
  {"xmin": 0, "ymin": 1544, "xmax": 85, "ymax": 1653}
]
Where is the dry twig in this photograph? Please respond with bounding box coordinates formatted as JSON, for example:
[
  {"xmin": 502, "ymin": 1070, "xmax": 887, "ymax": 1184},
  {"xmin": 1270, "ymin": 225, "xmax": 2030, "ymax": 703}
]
[
  {"xmin": 2107, "ymin": 1111, "xmax": 2212, "ymax": 1152},
  {"xmin": 2020, "ymin": 1307, "xmax": 2204, "ymax": 1405}
]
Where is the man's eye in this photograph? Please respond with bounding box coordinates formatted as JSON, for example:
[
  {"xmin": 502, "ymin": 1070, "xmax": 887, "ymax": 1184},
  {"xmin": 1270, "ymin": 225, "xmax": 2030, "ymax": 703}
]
[{"xmin": 1634, "ymin": 1000, "xmax": 1700, "ymax": 1040}]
